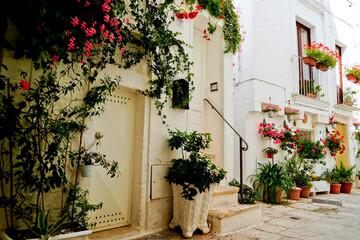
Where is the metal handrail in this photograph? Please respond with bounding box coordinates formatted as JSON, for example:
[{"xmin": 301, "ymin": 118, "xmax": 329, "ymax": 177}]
[{"xmin": 204, "ymin": 99, "xmax": 248, "ymax": 203}]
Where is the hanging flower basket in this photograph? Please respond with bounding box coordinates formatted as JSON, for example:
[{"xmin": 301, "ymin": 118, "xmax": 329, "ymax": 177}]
[
  {"xmin": 261, "ymin": 105, "xmax": 280, "ymax": 118},
  {"xmin": 353, "ymin": 122, "xmax": 360, "ymax": 130},
  {"xmin": 302, "ymin": 57, "xmax": 317, "ymax": 67},
  {"xmin": 346, "ymin": 74, "xmax": 357, "ymax": 83},
  {"xmin": 316, "ymin": 62, "xmax": 328, "ymax": 72}
]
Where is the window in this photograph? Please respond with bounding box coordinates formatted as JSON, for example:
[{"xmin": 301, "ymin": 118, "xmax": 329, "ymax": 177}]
[
  {"xmin": 297, "ymin": 22, "xmax": 312, "ymax": 95},
  {"xmin": 335, "ymin": 45, "xmax": 343, "ymax": 104}
]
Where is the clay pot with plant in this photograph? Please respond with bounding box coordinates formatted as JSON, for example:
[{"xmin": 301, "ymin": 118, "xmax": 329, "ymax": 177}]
[
  {"xmin": 343, "ymin": 87, "xmax": 358, "ymax": 107},
  {"xmin": 263, "ymin": 147, "xmax": 278, "ymax": 159},
  {"xmin": 294, "ymin": 170, "xmax": 313, "ymax": 198},
  {"xmin": 336, "ymin": 162, "xmax": 356, "ymax": 194},
  {"xmin": 250, "ymin": 162, "xmax": 293, "ymax": 204},
  {"xmin": 323, "ymin": 168, "xmax": 342, "ymax": 194},
  {"xmin": 305, "ymin": 79, "xmax": 325, "ymax": 99},
  {"xmin": 280, "ymin": 155, "xmax": 303, "ymax": 200}
]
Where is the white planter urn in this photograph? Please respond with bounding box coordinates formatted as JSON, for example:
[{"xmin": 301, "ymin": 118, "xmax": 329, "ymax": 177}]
[
  {"xmin": 268, "ymin": 111, "xmax": 275, "ymax": 118},
  {"xmin": 169, "ymin": 183, "xmax": 215, "ymax": 238},
  {"xmin": 80, "ymin": 165, "xmax": 94, "ymax": 177}
]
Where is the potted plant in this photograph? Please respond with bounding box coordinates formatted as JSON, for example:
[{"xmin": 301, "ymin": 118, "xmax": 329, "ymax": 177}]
[
  {"xmin": 250, "ymin": 162, "xmax": 292, "ymax": 204},
  {"xmin": 305, "ymin": 80, "xmax": 324, "ymax": 98},
  {"xmin": 324, "ymin": 130, "xmax": 345, "ymax": 157},
  {"xmin": 336, "ymin": 162, "xmax": 356, "ymax": 194},
  {"xmin": 229, "ymin": 179, "xmax": 259, "ymax": 204},
  {"xmin": 263, "ymin": 147, "xmax": 278, "ymax": 158},
  {"xmin": 294, "ymin": 170, "xmax": 313, "ymax": 198},
  {"xmin": 280, "ymin": 156, "xmax": 302, "ymax": 200},
  {"xmin": 329, "ymin": 117, "xmax": 341, "ymax": 129},
  {"xmin": 343, "ymin": 87, "xmax": 358, "ymax": 106},
  {"xmin": 297, "ymin": 138, "xmax": 326, "ymax": 165},
  {"xmin": 344, "ymin": 64, "xmax": 360, "ymax": 82},
  {"xmin": 166, "ymin": 130, "xmax": 226, "ymax": 238},
  {"xmin": 354, "ymin": 122, "xmax": 360, "ymax": 130},
  {"xmin": 303, "ymin": 42, "xmax": 339, "ymax": 71},
  {"xmin": 261, "ymin": 105, "xmax": 281, "ymax": 118},
  {"xmin": 284, "ymin": 108, "xmax": 300, "ymax": 122},
  {"xmin": 323, "ymin": 168, "xmax": 342, "ymax": 194},
  {"xmin": 258, "ymin": 121, "xmax": 279, "ymax": 139}
]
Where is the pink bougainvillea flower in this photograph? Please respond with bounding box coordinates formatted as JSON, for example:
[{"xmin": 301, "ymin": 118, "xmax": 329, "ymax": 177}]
[
  {"xmin": 71, "ymin": 17, "xmax": 79, "ymax": 27},
  {"xmin": 104, "ymin": 15, "xmax": 110, "ymax": 22},
  {"xmin": 102, "ymin": 3, "xmax": 111, "ymax": 12},
  {"xmin": 20, "ymin": 80, "xmax": 29, "ymax": 90}
]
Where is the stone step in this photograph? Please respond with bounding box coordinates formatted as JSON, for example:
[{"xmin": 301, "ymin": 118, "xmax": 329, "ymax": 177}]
[
  {"xmin": 207, "ymin": 204, "xmax": 262, "ymax": 236},
  {"xmin": 210, "ymin": 186, "xmax": 239, "ymax": 209},
  {"xmin": 88, "ymin": 226, "xmax": 140, "ymax": 240}
]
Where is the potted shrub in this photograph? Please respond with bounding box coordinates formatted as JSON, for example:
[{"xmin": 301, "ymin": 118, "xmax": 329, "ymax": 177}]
[
  {"xmin": 336, "ymin": 162, "xmax": 356, "ymax": 194},
  {"xmin": 280, "ymin": 155, "xmax": 302, "ymax": 200},
  {"xmin": 263, "ymin": 147, "xmax": 278, "ymax": 158},
  {"xmin": 343, "ymin": 87, "xmax": 358, "ymax": 106},
  {"xmin": 284, "ymin": 108, "xmax": 300, "ymax": 122},
  {"xmin": 261, "ymin": 105, "xmax": 281, "ymax": 118},
  {"xmin": 258, "ymin": 121, "xmax": 278, "ymax": 139},
  {"xmin": 166, "ymin": 130, "xmax": 226, "ymax": 238},
  {"xmin": 323, "ymin": 168, "xmax": 342, "ymax": 194},
  {"xmin": 353, "ymin": 122, "xmax": 360, "ymax": 130},
  {"xmin": 344, "ymin": 64, "xmax": 360, "ymax": 82},
  {"xmin": 294, "ymin": 170, "xmax": 313, "ymax": 198},
  {"xmin": 229, "ymin": 179, "xmax": 259, "ymax": 204},
  {"xmin": 250, "ymin": 162, "xmax": 292, "ymax": 204}
]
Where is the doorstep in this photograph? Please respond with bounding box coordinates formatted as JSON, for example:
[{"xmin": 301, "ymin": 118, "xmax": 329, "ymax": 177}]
[{"xmin": 88, "ymin": 226, "xmax": 140, "ymax": 240}]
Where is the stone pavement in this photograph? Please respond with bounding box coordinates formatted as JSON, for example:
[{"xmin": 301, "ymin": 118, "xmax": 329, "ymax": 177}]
[{"xmin": 132, "ymin": 188, "xmax": 360, "ymax": 240}]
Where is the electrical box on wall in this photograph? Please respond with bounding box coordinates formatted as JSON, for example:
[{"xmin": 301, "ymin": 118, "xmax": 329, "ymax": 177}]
[{"xmin": 150, "ymin": 164, "xmax": 172, "ymax": 200}]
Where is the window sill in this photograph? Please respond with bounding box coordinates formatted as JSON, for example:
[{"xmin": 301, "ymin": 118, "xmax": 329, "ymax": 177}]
[{"xmin": 334, "ymin": 104, "xmax": 360, "ymax": 117}]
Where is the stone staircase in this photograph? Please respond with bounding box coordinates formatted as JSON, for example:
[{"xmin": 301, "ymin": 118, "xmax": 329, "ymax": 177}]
[{"xmin": 207, "ymin": 186, "xmax": 262, "ymax": 236}]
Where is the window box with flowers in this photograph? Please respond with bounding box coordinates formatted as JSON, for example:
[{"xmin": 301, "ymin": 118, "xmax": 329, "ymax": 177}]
[
  {"xmin": 324, "ymin": 130, "xmax": 345, "ymax": 157},
  {"xmin": 263, "ymin": 147, "xmax": 278, "ymax": 158},
  {"xmin": 297, "ymin": 138, "xmax": 326, "ymax": 164},
  {"xmin": 303, "ymin": 42, "xmax": 339, "ymax": 71},
  {"xmin": 342, "ymin": 87, "xmax": 358, "ymax": 106},
  {"xmin": 284, "ymin": 108, "xmax": 300, "ymax": 122},
  {"xmin": 344, "ymin": 65, "xmax": 360, "ymax": 83},
  {"xmin": 261, "ymin": 105, "xmax": 281, "ymax": 118}
]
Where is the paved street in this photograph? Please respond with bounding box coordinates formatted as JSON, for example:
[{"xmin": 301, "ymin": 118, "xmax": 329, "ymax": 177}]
[{"xmin": 133, "ymin": 188, "xmax": 360, "ymax": 240}]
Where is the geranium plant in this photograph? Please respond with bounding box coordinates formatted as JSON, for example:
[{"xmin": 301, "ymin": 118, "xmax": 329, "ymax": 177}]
[
  {"xmin": 297, "ymin": 138, "xmax": 326, "ymax": 164},
  {"xmin": 261, "ymin": 105, "xmax": 281, "ymax": 113},
  {"xmin": 304, "ymin": 42, "xmax": 339, "ymax": 70},
  {"xmin": 344, "ymin": 64, "xmax": 360, "ymax": 81},
  {"xmin": 343, "ymin": 87, "xmax": 358, "ymax": 106},
  {"xmin": 353, "ymin": 122, "xmax": 360, "ymax": 128},
  {"xmin": 258, "ymin": 122, "xmax": 281, "ymax": 139},
  {"xmin": 329, "ymin": 117, "xmax": 341, "ymax": 127},
  {"xmin": 284, "ymin": 108, "xmax": 300, "ymax": 116},
  {"xmin": 324, "ymin": 130, "xmax": 345, "ymax": 157}
]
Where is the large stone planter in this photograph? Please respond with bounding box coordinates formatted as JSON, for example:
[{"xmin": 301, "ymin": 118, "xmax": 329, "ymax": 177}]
[
  {"xmin": 0, "ymin": 230, "xmax": 92, "ymax": 240},
  {"xmin": 169, "ymin": 183, "xmax": 215, "ymax": 238},
  {"xmin": 310, "ymin": 181, "xmax": 330, "ymax": 195}
]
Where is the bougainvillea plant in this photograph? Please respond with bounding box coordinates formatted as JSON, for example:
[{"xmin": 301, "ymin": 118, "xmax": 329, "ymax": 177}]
[
  {"xmin": 325, "ymin": 131, "xmax": 345, "ymax": 157},
  {"xmin": 261, "ymin": 105, "xmax": 281, "ymax": 113}
]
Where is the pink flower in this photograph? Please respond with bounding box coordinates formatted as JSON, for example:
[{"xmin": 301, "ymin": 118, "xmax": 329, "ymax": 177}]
[
  {"xmin": 311, "ymin": 149, "xmax": 315, "ymax": 153},
  {"xmin": 68, "ymin": 37, "xmax": 76, "ymax": 50},
  {"xmin": 102, "ymin": 4, "xmax": 111, "ymax": 12},
  {"xmin": 100, "ymin": 24, "xmax": 105, "ymax": 32},
  {"xmin": 108, "ymin": 33, "xmax": 115, "ymax": 42},
  {"xmin": 85, "ymin": 27, "xmax": 97, "ymax": 37},
  {"xmin": 104, "ymin": 15, "xmax": 110, "ymax": 22},
  {"xmin": 85, "ymin": 41, "xmax": 93, "ymax": 51},
  {"xmin": 81, "ymin": 21, "xmax": 87, "ymax": 30},
  {"xmin": 85, "ymin": 1, "xmax": 90, "ymax": 6},
  {"xmin": 126, "ymin": 18, "xmax": 130, "ymax": 24},
  {"xmin": 121, "ymin": 47, "xmax": 125, "ymax": 54},
  {"xmin": 260, "ymin": 123, "xmax": 263, "ymax": 127},
  {"xmin": 71, "ymin": 17, "xmax": 79, "ymax": 27},
  {"xmin": 103, "ymin": 30, "xmax": 109, "ymax": 38},
  {"xmin": 118, "ymin": 34, "xmax": 122, "ymax": 41}
]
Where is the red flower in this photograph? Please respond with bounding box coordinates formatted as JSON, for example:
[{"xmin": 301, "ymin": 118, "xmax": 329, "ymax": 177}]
[
  {"xmin": 219, "ymin": 15, "xmax": 224, "ymax": 19},
  {"xmin": 20, "ymin": 80, "xmax": 29, "ymax": 90},
  {"xmin": 293, "ymin": 137, "xmax": 297, "ymax": 141},
  {"xmin": 176, "ymin": 12, "xmax": 185, "ymax": 19},
  {"xmin": 189, "ymin": 11, "xmax": 198, "ymax": 19}
]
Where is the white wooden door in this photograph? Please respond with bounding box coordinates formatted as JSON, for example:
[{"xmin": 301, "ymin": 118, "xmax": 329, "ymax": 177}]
[
  {"xmin": 89, "ymin": 88, "xmax": 135, "ymax": 231},
  {"xmin": 188, "ymin": 29, "xmax": 206, "ymax": 132}
]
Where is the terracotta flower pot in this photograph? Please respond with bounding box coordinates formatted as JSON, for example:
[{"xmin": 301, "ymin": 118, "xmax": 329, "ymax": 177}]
[
  {"xmin": 306, "ymin": 93, "xmax": 317, "ymax": 98},
  {"xmin": 289, "ymin": 188, "xmax": 301, "ymax": 200},
  {"xmin": 343, "ymin": 101, "xmax": 354, "ymax": 106},
  {"xmin": 303, "ymin": 57, "xmax": 317, "ymax": 67},
  {"xmin": 341, "ymin": 182, "xmax": 353, "ymax": 194},
  {"xmin": 267, "ymin": 152, "xmax": 274, "ymax": 158},
  {"xmin": 300, "ymin": 186, "xmax": 311, "ymax": 198},
  {"xmin": 346, "ymin": 74, "xmax": 357, "ymax": 82},
  {"xmin": 330, "ymin": 183, "xmax": 341, "ymax": 194},
  {"xmin": 267, "ymin": 189, "xmax": 283, "ymax": 203}
]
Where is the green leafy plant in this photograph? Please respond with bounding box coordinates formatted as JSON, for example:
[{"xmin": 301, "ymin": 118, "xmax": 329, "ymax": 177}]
[
  {"xmin": 263, "ymin": 147, "xmax": 278, "ymax": 154},
  {"xmin": 322, "ymin": 168, "xmax": 342, "ymax": 184},
  {"xmin": 304, "ymin": 42, "xmax": 339, "ymax": 69},
  {"xmin": 336, "ymin": 162, "xmax": 356, "ymax": 183},
  {"xmin": 306, "ymin": 80, "xmax": 324, "ymax": 97},
  {"xmin": 229, "ymin": 179, "xmax": 259, "ymax": 204},
  {"xmin": 23, "ymin": 206, "xmax": 67, "ymax": 240},
  {"xmin": 165, "ymin": 130, "xmax": 226, "ymax": 200},
  {"xmin": 249, "ymin": 162, "xmax": 293, "ymax": 204},
  {"xmin": 343, "ymin": 87, "xmax": 358, "ymax": 104},
  {"xmin": 297, "ymin": 138, "xmax": 326, "ymax": 163},
  {"xmin": 280, "ymin": 155, "xmax": 313, "ymax": 188}
]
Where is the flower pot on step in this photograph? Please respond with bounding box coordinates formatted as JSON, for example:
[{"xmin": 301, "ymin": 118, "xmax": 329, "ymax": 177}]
[
  {"xmin": 268, "ymin": 111, "xmax": 275, "ymax": 118},
  {"xmin": 303, "ymin": 57, "xmax": 317, "ymax": 67},
  {"xmin": 341, "ymin": 182, "xmax": 353, "ymax": 194},
  {"xmin": 330, "ymin": 183, "xmax": 341, "ymax": 194},
  {"xmin": 346, "ymin": 74, "xmax": 357, "ymax": 82},
  {"xmin": 169, "ymin": 183, "xmax": 214, "ymax": 238},
  {"xmin": 266, "ymin": 152, "xmax": 274, "ymax": 158},
  {"xmin": 300, "ymin": 186, "xmax": 311, "ymax": 198},
  {"xmin": 289, "ymin": 188, "xmax": 301, "ymax": 200},
  {"xmin": 80, "ymin": 165, "xmax": 94, "ymax": 177}
]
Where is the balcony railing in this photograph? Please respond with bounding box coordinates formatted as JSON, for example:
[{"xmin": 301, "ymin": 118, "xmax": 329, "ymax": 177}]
[{"xmin": 297, "ymin": 56, "xmax": 328, "ymax": 101}]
